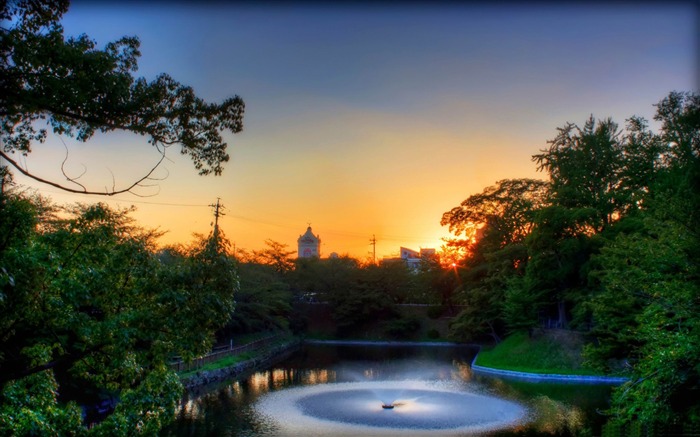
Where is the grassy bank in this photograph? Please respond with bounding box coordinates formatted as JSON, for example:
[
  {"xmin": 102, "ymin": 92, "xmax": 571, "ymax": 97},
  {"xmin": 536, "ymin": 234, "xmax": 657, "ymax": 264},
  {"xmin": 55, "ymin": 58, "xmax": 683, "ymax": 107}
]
[
  {"xmin": 474, "ymin": 331, "xmax": 602, "ymax": 376},
  {"xmin": 178, "ymin": 353, "xmax": 254, "ymax": 379},
  {"xmin": 176, "ymin": 334, "xmax": 295, "ymax": 379}
]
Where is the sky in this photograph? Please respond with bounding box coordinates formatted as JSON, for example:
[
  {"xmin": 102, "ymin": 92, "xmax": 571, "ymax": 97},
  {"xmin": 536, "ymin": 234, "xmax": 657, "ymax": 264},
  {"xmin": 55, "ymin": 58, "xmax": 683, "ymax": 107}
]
[{"xmin": 8, "ymin": 1, "xmax": 698, "ymax": 260}]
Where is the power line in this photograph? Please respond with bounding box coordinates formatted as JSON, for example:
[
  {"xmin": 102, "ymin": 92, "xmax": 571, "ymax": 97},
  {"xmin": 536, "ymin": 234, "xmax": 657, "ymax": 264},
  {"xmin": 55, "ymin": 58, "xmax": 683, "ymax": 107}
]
[{"xmin": 14, "ymin": 185, "xmax": 449, "ymax": 247}]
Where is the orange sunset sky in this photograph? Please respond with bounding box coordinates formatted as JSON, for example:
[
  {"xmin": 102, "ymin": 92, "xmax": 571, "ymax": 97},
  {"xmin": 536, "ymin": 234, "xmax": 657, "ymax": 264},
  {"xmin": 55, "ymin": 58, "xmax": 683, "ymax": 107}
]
[{"xmin": 6, "ymin": 2, "xmax": 697, "ymax": 259}]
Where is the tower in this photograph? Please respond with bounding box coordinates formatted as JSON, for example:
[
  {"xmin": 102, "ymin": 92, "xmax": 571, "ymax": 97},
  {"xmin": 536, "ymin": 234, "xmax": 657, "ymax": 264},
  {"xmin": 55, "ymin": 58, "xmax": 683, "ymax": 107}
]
[{"xmin": 297, "ymin": 226, "xmax": 321, "ymax": 258}]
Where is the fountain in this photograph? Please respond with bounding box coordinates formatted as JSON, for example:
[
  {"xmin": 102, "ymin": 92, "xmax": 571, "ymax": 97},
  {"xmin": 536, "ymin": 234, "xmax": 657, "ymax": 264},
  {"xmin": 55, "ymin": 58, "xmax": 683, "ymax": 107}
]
[
  {"xmin": 254, "ymin": 380, "xmax": 528, "ymax": 436},
  {"xmin": 168, "ymin": 344, "xmax": 616, "ymax": 436}
]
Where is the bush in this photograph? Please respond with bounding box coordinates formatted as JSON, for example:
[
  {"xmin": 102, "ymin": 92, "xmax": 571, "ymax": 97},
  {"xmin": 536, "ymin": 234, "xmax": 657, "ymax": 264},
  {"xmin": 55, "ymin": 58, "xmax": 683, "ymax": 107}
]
[
  {"xmin": 384, "ymin": 317, "xmax": 421, "ymax": 340},
  {"xmin": 426, "ymin": 305, "xmax": 445, "ymax": 319},
  {"xmin": 426, "ymin": 329, "xmax": 440, "ymax": 339}
]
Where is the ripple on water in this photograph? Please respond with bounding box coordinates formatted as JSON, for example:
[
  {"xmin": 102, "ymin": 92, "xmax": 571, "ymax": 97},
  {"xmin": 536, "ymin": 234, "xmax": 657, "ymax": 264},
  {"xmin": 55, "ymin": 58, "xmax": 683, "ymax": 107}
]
[{"xmin": 254, "ymin": 380, "xmax": 528, "ymax": 436}]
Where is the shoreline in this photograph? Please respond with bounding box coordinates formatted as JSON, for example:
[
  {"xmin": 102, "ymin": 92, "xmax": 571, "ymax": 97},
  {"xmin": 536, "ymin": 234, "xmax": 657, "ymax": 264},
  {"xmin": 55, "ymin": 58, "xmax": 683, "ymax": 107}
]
[
  {"xmin": 179, "ymin": 338, "xmax": 628, "ymax": 391},
  {"xmin": 305, "ymin": 339, "xmax": 476, "ymax": 347},
  {"xmin": 470, "ymin": 354, "xmax": 629, "ymax": 384},
  {"xmin": 309, "ymin": 339, "xmax": 629, "ymax": 384},
  {"xmin": 180, "ymin": 338, "xmax": 302, "ymax": 390}
]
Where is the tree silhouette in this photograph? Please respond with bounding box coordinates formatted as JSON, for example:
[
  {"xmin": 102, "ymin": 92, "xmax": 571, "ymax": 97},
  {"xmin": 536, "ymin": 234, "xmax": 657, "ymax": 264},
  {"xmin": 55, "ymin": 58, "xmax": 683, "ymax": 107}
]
[{"xmin": 1, "ymin": 0, "xmax": 244, "ymax": 195}]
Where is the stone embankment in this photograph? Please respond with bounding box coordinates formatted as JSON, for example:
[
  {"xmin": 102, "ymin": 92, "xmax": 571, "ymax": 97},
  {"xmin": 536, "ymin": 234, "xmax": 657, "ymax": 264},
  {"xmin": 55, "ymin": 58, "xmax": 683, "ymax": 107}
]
[
  {"xmin": 181, "ymin": 338, "xmax": 301, "ymax": 390},
  {"xmin": 470, "ymin": 355, "xmax": 629, "ymax": 384}
]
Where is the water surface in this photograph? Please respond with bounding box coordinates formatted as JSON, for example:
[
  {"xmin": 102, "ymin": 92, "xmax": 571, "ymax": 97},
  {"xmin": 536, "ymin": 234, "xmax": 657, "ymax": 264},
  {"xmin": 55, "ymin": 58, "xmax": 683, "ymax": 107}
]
[{"xmin": 165, "ymin": 343, "xmax": 614, "ymax": 436}]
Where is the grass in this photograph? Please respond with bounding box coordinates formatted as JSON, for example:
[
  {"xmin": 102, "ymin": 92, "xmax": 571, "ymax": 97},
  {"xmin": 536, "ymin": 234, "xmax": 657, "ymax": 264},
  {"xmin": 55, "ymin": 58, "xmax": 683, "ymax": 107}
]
[
  {"xmin": 178, "ymin": 352, "xmax": 254, "ymax": 379},
  {"xmin": 474, "ymin": 331, "xmax": 603, "ymax": 376},
  {"xmin": 177, "ymin": 333, "xmax": 297, "ymax": 379}
]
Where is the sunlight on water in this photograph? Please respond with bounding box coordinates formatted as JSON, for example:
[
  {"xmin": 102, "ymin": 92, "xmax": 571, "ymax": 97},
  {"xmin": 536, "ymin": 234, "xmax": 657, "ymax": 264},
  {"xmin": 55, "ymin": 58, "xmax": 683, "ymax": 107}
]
[{"xmin": 305, "ymin": 369, "xmax": 333, "ymax": 384}]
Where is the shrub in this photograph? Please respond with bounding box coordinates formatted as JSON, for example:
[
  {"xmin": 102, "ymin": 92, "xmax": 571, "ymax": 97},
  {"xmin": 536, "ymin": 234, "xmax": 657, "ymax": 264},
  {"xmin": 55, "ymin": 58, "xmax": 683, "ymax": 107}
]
[
  {"xmin": 384, "ymin": 317, "xmax": 421, "ymax": 340},
  {"xmin": 426, "ymin": 305, "xmax": 444, "ymax": 319}
]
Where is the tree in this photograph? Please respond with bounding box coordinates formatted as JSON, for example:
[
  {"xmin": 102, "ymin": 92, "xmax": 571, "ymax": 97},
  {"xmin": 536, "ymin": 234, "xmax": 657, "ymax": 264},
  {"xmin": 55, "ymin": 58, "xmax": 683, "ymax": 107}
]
[
  {"xmin": 441, "ymin": 179, "xmax": 549, "ymax": 341},
  {"xmin": 291, "ymin": 255, "xmax": 359, "ymax": 303},
  {"xmin": 441, "ymin": 178, "xmax": 549, "ymax": 248},
  {"xmin": 244, "ymin": 240, "xmax": 296, "ymax": 275},
  {"xmin": 519, "ymin": 116, "xmax": 638, "ymax": 330},
  {"xmin": 221, "ymin": 260, "xmax": 292, "ymax": 335},
  {"xmin": 591, "ymin": 213, "xmax": 699, "ymax": 426},
  {"xmin": 532, "ymin": 117, "xmax": 628, "ymax": 233},
  {"xmin": 584, "ymin": 91, "xmax": 700, "ymax": 428},
  {"xmin": 1, "ymin": 0, "xmax": 244, "ymax": 195},
  {"xmin": 409, "ymin": 254, "xmax": 445, "ymax": 305},
  {"xmin": 0, "ymin": 193, "xmax": 237, "ymax": 434}
]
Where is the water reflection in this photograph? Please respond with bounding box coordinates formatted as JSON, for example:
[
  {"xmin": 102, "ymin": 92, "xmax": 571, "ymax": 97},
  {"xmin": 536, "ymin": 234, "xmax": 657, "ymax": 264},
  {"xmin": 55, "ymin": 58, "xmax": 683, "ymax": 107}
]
[{"xmin": 164, "ymin": 344, "xmax": 614, "ymax": 436}]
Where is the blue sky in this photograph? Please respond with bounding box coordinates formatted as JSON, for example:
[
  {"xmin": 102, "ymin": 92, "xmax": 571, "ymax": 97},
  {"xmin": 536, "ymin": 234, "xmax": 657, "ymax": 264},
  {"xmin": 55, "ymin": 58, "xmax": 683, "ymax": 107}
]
[{"xmin": 15, "ymin": 1, "xmax": 699, "ymax": 258}]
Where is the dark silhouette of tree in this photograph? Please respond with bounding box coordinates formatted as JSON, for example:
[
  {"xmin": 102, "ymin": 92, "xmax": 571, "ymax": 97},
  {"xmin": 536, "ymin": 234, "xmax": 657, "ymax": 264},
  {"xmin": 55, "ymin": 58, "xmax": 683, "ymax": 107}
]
[
  {"xmin": 442, "ymin": 179, "xmax": 549, "ymax": 341},
  {"xmin": 1, "ymin": 0, "xmax": 244, "ymax": 195}
]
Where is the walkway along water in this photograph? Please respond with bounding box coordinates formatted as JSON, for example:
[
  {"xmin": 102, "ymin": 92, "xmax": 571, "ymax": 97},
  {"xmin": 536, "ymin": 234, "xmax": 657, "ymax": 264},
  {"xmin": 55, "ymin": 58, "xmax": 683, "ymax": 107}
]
[
  {"xmin": 174, "ymin": 335, "xmax": 302, "ymax": 390},
  {"xmin": 170, "ymin": 334, "xmax": 281, "ymax": 373}
]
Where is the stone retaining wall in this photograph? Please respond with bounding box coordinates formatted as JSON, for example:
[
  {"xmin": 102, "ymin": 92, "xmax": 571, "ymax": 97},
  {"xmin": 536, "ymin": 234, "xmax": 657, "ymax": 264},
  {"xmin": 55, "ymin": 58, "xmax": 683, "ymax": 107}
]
[{"xmin": 180, "ymin": 339, "xmax": 301, "ymax": 390}]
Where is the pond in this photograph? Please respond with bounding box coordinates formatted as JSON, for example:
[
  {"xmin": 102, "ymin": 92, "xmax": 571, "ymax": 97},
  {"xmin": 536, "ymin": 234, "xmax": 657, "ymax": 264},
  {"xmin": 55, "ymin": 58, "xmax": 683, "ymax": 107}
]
[{"xmin": 164, "ymin": 342, "xmax": 616, "ymax": 436}]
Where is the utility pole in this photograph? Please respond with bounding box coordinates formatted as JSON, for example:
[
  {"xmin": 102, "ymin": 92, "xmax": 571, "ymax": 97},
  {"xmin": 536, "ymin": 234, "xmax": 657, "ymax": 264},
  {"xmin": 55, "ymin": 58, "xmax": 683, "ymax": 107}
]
[
  {"xmin": 209, "ymin": 198, "xmax": 225, "ymax": 244},
  {"xmin": 369, "ymin": 234, "xmax": 377, "ymax": 264}
]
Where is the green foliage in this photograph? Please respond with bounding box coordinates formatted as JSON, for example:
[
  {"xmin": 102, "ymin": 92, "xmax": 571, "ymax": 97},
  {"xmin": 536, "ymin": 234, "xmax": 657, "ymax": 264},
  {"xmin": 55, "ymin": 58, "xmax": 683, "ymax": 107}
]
[
  {"xmin": 426, "ymin": 329, "xmax": 440, "ymax": 340},
  {"xmin": 583, "ymin": 91, "xmax": 700, "ymax": 428},
  {"xmin": 445, "ymin": 91, "xmax": 700, "ymax": 428},
  {"xmin": 442, "ymin": 179, "xmax": 548, "ymax": 341},
  {"xmin": 178, "ymin": 353, "xmax": 252, "ymax": 379},
  {"xmin": 1, "ymin": 0, "xmax": 244, "ymax": 194},
  {"xmin": 222, "ymin": 260, "xmax": 291, "ymax": 335},
  {"xmin": 532, "ymin": 117, "xmax": 628, "ymax": 232},
  {"xmin": 383, "ymin": 316, "xmax": 421, "ymax": 340},
  {"xmin": 90, "ymin": 366, "xmax": 182, "ymax": 436},
  {"xmin": 590, "ymin": 215, "xmax": 700, "ymax": 424},
  {"xmin": 330, "ymin": 288, "xmax": 396, "ymax": 337},
  {"xmin": 0, "ymin": 193, "xmax": 237, "ymax": 435},
  {"xmin": 426, "ymin": 305, "xmax": 445, "ymax": 319},
  {"xmin": 0, "ymin": 370, "xmax": 84, "ymax": 436},
  {"xmin": 475, "ymin": 331, "xmax": 598, "ymax": 375},
  {"xmin": 291, "ymin": 255, "xmax": 359, "ymax": 302},
  {"xmin": 501, "ymin": 276, "xmax": 546, "ymax": 333}
]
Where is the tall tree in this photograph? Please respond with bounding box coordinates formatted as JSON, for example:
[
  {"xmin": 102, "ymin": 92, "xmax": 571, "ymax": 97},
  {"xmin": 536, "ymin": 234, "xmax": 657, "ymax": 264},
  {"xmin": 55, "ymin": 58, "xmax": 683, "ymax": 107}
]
[
  {"xmin": 532, "ymin": 116, "xmax": 627, "ymax": 233},
  {"xmin": 0, "ymin": 194, "xmax": 237, "ymax": 434},
  {"xmin": 221, "ymin": 256, "xmax": 292, "ymax": 335},
  {"xmin": 1, "ymin": 0, "xmax": 244, "ymax": 195},
  {"xmin": 522, "ymin": 117, "xmax": 633, "ymax": 329},
  {"xmin": 441, "ymin": 179, "xmax": 549, "ymax": 341},
  {"xmin": 586, "ymin": 91, "xmax": 700, "ymax": 428},
  {"xmin": 442, "ymin": 178, "xmax": 550, "ymax": 248}
]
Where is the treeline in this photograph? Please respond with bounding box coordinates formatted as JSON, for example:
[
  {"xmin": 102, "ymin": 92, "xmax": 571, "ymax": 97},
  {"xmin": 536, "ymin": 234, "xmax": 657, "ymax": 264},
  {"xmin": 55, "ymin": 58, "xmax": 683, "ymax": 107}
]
[
  {"xmin": 225, "ymin": 241, "xmax": 458, "ymax": 339},
  {"xmin": 442, "ymin": 91, "xmax": 699, "ymax": 428}
]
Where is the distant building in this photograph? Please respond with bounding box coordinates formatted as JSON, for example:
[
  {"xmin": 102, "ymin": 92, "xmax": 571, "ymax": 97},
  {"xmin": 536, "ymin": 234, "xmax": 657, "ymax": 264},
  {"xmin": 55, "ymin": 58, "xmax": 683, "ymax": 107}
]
[
  {"xmin": 400, "ymin": 246, "xmax": 422, "ymax": 270},
  {"xmin": 383, "ymin": 246, "xmax": 436, "ymax": 270},
  {"xmin": 297, "ymin": 226, "xmax": 321, "ymax": 258},
  {"xmin": 400, "ymin": 247, "xmax": 420, "ymax": 260},
  {"xmin": 420, "ymin": 248, "xmax": 436, "ymax": 258}
]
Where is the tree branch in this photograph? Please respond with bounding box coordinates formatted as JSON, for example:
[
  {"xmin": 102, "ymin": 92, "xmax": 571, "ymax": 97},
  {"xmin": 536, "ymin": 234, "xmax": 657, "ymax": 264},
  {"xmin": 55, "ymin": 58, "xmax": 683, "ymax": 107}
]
[{"xmin": 0, "ymin": 147, "xmax": 167, "ymax": 196}]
